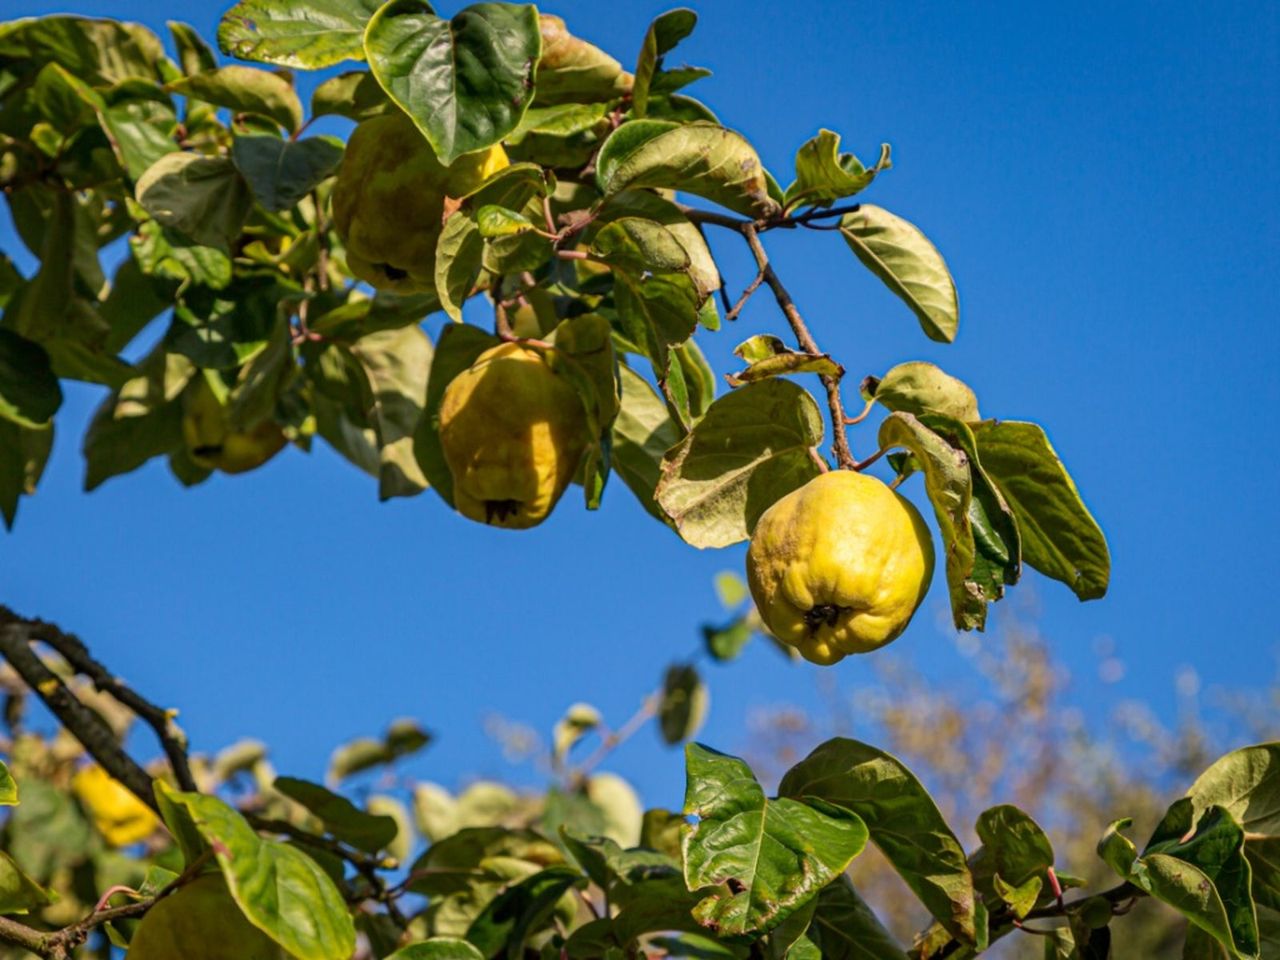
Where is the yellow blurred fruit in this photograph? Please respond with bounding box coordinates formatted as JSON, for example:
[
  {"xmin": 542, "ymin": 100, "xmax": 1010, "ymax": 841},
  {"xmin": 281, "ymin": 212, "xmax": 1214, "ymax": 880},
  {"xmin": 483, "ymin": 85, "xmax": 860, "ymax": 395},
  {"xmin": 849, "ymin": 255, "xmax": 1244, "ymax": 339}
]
[
  {"xmin": 332, "ymin": 110, "xmax": 508, "ymax": 295},
  {"xmin": 746, "ymin": 470, "xmax": 934, "ymax": 665},
  {"xmin": 127, "ymin": 874, "xmax": 287, "ymax": 959},
  {"xmin": 71, "ymin": 765, "xmax": 160, "ymax": 847},
  {"xmin": 438, "ymin": 342, "xmax": 588, "ymax": 529},
  {"xmin": 182, "ymin": 377, "xmax": 285, "ymax": 475}
]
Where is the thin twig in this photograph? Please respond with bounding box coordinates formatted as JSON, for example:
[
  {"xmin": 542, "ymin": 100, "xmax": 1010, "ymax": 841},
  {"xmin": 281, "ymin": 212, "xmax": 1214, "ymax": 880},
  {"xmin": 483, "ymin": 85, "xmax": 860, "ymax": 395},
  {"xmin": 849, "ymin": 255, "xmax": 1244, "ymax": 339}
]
[
  {"xmin": 13, "ymin": 611, "xmax": 197, "ymax": 793},
  {"xmin": 738, "ymin": 225, "xmax": 857, "ymax": 469},
  {"xmin": 725, "ymin": 268, "xmax": 766, "ymax": 323},
  {"xmin": 574, "ymin": 695, "xmax": 659, "ymax": 779},
  {"xmin": 0, "ymin": 613, "xmax": 156, "ymax": 810}
]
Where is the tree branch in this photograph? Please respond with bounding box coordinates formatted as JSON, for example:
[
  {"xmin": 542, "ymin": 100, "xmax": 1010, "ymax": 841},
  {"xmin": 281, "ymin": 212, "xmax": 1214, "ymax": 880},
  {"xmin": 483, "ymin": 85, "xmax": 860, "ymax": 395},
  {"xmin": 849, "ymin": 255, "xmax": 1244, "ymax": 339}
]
[
  {"xmin": 738, "ymin": 224, "xmax": 856, "ymax": 469},
  {"xmin": 8, "ymin": 609, "xmax": 198, "ymax": 793},
  {"xmin": 0, "ymin": 612, "xmax": 157, "ymax": 810}
]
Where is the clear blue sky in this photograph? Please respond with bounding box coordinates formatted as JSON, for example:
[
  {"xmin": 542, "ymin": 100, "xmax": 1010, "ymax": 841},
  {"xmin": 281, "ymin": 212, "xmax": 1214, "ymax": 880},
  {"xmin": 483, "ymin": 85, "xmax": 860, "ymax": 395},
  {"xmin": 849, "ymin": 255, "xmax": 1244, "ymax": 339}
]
[{"xmin": 2, "ymin": 1, "xmax": 1277, "ymax": 809}]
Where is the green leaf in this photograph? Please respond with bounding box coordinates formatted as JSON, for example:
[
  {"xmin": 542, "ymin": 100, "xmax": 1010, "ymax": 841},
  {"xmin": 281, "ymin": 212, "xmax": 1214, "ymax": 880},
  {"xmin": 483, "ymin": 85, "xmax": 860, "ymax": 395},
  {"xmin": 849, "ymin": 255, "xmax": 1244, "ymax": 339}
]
[
  {"xmin": 167, "ymin": 272, "xmax": 297, "ymax": 370},
  {"xmin": 656, "ymin": 379, "xmax": 825, "ymax": 548},
  {"xmin": 364, "ymin": 0, "xmax": 541, "ymax": 165},
  {"xmin": 920, "ymin": 414, "xmax": 1022, "ymax": 616},
  {"xmin": 465, "ymin": 865, "xmax": 583, "ymax": 959},
  {"xmin": 273, "ymin": 777, "xmax": 399, "ymax": 854},
  {"xmin": 129, "ymin": 215, "xmax": 232, "ymax": 290},
  {"xmin": 0, "ymin": 850, "xmax": 57, "ymax": 915},
  {"xmin": 839, "ymin": 205, "xmax": 958, "ymax": 343},
  {"xmin": 231, "ymin": 135, "xmax": 344, "ymax": 213},
  {"xmin": 168, "ymin": 20, "xmax": 217, "ymax": 75},
  {"xmin": 592, "ymin": 217, "xmax": 692, "ymax": 274},
  {"xmin": 154, "ymin": 783, "xmax": 356, "ymax": 960},
  {"xmin": 476, "ymin": 204, "xmax": 535, "ymax": 238},
  {"xmin": 434, "ymin": 212, "xmax": 485, "ymax": 323},
  {"xmin": 970, "ymin": 420, "xmax": 1109, "ymax": 600},
  {"xmin": 682, "ymin": 743, "xmax": 868, "ymax": 937},
  {"xmin": 534, "ymin": 14, "xmax": 632, "ymax": 106},
  {"xmin": 877, "ymin": 411, "xmax": 985, "ymax": 630},
  {"xmin": 553, "ymin": 703, "xmax": 602, "ymax": 765},
  {"xmin": 594, "ymin": 189, "xmax": 720, "ymax": 301},
  {"xmin": 98, "ymin": 81, "xmax": 180, "ymax": 181},
  {"xmin": 1100, "ymin": 815, "xmax": 1257, "ymax": 959},
  {"xmin": 597, "ymin": 120, "xmax": 781, "ymax": 219},
  {"xmin": 218, "ymin": 0, "xmax": 383, "ymax": 69},
  {"xmin": 785, "ymin": 130, "xmax": 890, "ymax": 210},
  {"xmin": 311, "ymin": 70, "xmax": 388, "ymax": 121},
  {"xmin": 971, "ymin": 805, "xmax": 1055, "ymax": 909},
  {"xmin": 659, "ymin": 664, "xmax": 708, "ymax": 745},
  {"xmin": 806, "ymin": 876, "xmax": 908, "ymax": 960},
  {"xmin": 389, "ymin": 940, "xmax": 486, "ymax": 960},
  {"xmin": 348, "ymin": 325, "xmax": 434, "ymax": 500},
  {"xmin": 1147, "ymin": 803, "xmax": 1259, "ymax": 958},
  {"xmin": 82, "ymin": 349, "xmax": 192, "ymax": 492},
  {"xmin": 727, "ymin": 334, "xmax": 841, "ymax": 387},
  {"xmin": 867, "ymin": 361, "xmax": 980, "ymax": 421},
  {"xmin": 702, "ymin": 615, "xmax": 753, "ymax": 662},
  {"xmin": 632, "ymin": 9, "xmax": 698, "ymax": 118},
  {"xmin": 0, "ymin": 16, "xmax": 168, "ymax": 86},
  {"xmin": 610, "ymin": 364, "xmax": 682, "ymax": 522},
  {"xmin": 0, "ymin": 763, "xmax": 15, "ymax": 805},
  {"xmin": 168, "ymin": 65, "xmax": 303, "ymax": 132},
  {"xmin": 135, "ymin": 153, "xmax": 253, "ymax": 250},
  {"xmin": 545, "ymin": 313, "xmax": 620, "ymax": 509},
  {"xmin": 1177, "ymin": 743, "xmax": 1280, "ymax": 914},
  {"xmin": 992, "ymin": 873, "xmax": 1043, "ymax": 919},
  {"xmin": 674, "ymin": 338, "xmax": 716, "ymax": 419},
  {"xmin": 777, "ymin": 737, "xmax": 977, "ymax": 945},
  {"xmin": 327, "ymin": 718, "xmax": 432, "ymax": 785},
  {"xmin": 0, "ymin": 330, "xmax": 61, "ymax": 427}
]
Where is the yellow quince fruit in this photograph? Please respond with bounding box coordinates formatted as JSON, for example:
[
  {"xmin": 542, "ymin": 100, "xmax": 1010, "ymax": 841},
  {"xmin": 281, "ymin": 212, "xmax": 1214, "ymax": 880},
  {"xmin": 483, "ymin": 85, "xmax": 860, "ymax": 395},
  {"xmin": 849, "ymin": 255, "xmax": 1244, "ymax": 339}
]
[
  {"xmin": 746, "ymin": 470, "xmax": 935, "ymax": 665},
  {"xmin": 438, "ymin": 342, "xmax": 588, "ymax": 529},
  {"xmin": 127, "ymin": 874, "xmax": 288, "ymax": 959},
  {"xmin": 331, "ymin": 110, "xmax": 509, "ymax": 295},
  {"xmin": 182, "ymin": 377, "xmax": 285, "ymax": 475},
  {"xmin": 71, "ymin": 765, "xmax": 160, "ymax": 847}
]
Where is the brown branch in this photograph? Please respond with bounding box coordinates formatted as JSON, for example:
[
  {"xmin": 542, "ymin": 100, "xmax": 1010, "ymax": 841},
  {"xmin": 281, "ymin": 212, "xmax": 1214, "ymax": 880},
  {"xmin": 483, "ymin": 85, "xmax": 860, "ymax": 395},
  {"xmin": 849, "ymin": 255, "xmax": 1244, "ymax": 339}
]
[
  {"xmin": 0, "ymin": 613, "xmax": 157, "ymax": 811},
  {"xmin": 724, "ymin": 267, "xmax": 766, "ymax": 323},
  {"xmin": 738, "ymin": 225, "xmax": 857, "ymax": 470},
  {"xmin": 574, "ymin": 694, "xmax": 660, "ymax": 780},
  {"xmin": 11, "ymin": 610, "xmax": 198, "ymax": 793}
]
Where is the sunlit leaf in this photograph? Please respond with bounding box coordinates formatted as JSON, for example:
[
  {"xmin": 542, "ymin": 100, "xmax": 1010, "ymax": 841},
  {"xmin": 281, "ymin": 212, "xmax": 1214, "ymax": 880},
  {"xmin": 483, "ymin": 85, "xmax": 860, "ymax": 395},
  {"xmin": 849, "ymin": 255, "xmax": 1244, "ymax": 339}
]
[
  {"xmin": 839, "ymin": 205, "xmax": 958, "ymax": 343},
  {"xmin": 364, "ymin": 0, "xmax": 541, "ymax": 164},
  {"xmin": 656, "ymin": 379, "xmax": 824, "ymax": 548}
]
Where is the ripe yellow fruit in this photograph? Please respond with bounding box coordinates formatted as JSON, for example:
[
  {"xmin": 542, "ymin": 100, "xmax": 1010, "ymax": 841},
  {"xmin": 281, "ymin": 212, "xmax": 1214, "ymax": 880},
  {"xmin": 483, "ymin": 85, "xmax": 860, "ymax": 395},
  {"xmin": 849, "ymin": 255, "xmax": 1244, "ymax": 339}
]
[
  {"xmin": 71, "ymin": 765, "xmax": 160, "ymax": 847},
  {"xmin": 438, "ymin": 342, "xmax": 588, "ymax": 529},
  {"xmin": 332, "ymin": 110, "xmax": 509, "ymax": 295},
  {"xmin": 182, "ymin": 377, "xmax": 285, "ymax": 475},
  {"xmin": 127, "ymin": 874, "xmax": 287, "ymax": 959},
  {"xmin": 746, "ymin": 471, "xmax": 935, "ymax": 665}
]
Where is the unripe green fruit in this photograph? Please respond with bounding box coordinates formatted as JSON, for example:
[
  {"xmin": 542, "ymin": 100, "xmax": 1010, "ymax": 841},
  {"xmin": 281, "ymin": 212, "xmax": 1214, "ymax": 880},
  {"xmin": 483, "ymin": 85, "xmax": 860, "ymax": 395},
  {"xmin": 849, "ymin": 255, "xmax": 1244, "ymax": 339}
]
[{"xmin": 181, "ymin": 378, "xmax": 285, "ymax": 475}]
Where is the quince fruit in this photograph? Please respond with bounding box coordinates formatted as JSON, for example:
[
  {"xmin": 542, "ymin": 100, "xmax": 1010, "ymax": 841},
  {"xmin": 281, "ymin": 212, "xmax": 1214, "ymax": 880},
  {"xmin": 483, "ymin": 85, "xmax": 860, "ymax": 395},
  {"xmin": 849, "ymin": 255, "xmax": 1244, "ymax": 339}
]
[
  {"xmin": 71, "ymin": 765, "xmax": 160, "ymax": 847},
  {"xmin": 746, "ymin": 470, "xmax": 934, "ymax": 665},
  {"xmin": 332, "ymin": 110, "xmax": 509, "ymax": 295},
  {"xmin": 438, "ymin": 342, "xmax": 588, "ymax": 529},
  {"xmin": 127, "ymin": 874, "xmax": 287, "ymax": 959},
  {"xmin": 182, "ymin": 377, "xmax": 285, "ymax": 475}
]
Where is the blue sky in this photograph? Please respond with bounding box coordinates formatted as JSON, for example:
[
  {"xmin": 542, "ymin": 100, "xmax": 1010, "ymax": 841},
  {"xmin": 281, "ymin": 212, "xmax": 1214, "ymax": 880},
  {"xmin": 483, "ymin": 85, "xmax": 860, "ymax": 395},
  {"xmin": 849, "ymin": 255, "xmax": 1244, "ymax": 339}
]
[{"xmin": 2, "ymin": 0, "xmax": 1277, "ymax": 810}]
